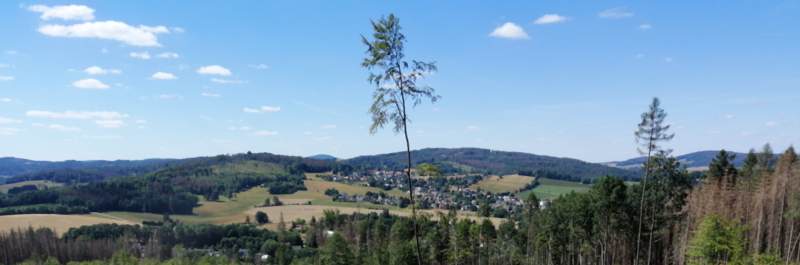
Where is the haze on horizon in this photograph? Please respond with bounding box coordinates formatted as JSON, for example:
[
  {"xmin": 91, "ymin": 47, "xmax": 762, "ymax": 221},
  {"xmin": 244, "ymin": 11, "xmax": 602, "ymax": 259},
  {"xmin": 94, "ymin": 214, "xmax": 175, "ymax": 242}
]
[{"xmin": 0, "ymin": 1, "xmax": 797, "ymax": 163}]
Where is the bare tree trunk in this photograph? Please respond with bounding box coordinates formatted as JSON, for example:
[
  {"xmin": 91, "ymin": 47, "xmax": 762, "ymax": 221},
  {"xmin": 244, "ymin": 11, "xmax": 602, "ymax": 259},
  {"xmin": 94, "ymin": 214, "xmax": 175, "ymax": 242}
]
[
  {"xmin": 635, "ymin": 143, "xmax": 653, "ymax": 265},
  {"xmin": 399, "ymin": 89, "xmax": 423, "ymax": 265}
]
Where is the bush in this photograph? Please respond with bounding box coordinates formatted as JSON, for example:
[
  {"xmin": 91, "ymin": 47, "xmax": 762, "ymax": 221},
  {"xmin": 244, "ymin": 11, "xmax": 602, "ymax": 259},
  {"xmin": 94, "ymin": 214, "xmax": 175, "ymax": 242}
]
[{"xmin": 255, "ymin": 211, "xmax": 269, "ymax": 224}]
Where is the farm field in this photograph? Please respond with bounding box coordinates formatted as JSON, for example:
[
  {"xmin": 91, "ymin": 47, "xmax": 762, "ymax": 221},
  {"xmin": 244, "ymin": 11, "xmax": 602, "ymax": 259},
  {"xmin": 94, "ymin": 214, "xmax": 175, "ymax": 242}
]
[
  {"xmin": 0, "ymin": 180, "xmax": 62, "ymax": 193},
  {"xmin": 519, "ymin": 177, "xmax": 592, "ymax": 200},
  {"xmin": 470, "ymin": 174, "xmax": 535, "ymax": 193},
  {"xmin": 0, "ymin": 213, "xmax": 135, "ymax": 234},
  {"xmin": 103, "ymin": 174, "xmax": 502, "ymax": 229}
]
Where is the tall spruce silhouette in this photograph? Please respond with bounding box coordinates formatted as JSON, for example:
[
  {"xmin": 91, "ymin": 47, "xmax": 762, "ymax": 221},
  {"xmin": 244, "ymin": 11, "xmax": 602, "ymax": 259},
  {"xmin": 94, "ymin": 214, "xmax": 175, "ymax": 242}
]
[{"xmin": 634, "ymin": 97, "xmax": 674, "ymax": 265}]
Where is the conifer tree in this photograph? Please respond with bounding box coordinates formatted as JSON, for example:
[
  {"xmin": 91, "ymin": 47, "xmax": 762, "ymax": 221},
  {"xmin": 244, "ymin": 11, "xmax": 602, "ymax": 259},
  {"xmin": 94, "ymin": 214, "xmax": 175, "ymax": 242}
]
[{"xmin": 634, "ymin": 97, "xmax": 674, "ymax": 265}]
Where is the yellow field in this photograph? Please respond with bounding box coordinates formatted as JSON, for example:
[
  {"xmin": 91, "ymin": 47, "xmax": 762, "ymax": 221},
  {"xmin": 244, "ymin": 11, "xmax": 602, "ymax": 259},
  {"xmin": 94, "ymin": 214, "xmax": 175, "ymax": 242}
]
[
  {"xmin": 0, "ymin": 213, "xmax": 135, "ymax": 234},
  {"xmin": 470, "ymin": 174, "xmax": 535, "ymax": 193},
  {"xmin": 0, "ymin": 180, "xmax": 63, "ymax": 193}
]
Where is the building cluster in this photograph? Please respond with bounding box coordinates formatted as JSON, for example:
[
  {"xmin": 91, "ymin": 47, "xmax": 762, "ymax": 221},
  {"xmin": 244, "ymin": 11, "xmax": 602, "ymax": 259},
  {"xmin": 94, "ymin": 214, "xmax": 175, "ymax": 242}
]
[{"xmin": 320, "ymin": 170, "xmax": 531, "ymax": 216}]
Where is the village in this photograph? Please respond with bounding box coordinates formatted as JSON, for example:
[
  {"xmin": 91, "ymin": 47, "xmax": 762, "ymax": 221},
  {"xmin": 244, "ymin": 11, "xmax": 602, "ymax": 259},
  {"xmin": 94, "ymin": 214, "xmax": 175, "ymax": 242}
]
[{"xmin": 317, "ymin": 169, "xmax": 533, "ymax": 217}]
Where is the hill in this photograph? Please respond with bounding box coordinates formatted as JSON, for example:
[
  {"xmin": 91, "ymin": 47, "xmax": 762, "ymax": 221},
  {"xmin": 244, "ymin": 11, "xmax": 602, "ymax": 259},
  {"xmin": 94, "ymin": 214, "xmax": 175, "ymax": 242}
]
[
  {"xmin": 344, "ymin": 147, "xmax": 638, "ymax": 181},
  {"xmin": 0, "ymin": 157, "xmax": 177, "ymax": 179},
  {"xmin": 607, "ymin": 150, "xmax": 748, "ymax": 170},
  {"xmin": 306, "ymin": 154, "xmax": 337, "ymax": 161}
]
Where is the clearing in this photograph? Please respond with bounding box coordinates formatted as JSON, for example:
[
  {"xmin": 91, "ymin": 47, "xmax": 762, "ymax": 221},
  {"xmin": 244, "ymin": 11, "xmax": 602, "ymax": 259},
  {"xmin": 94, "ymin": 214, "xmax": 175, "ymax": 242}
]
[
  {"xmin": 0, "ymin": 213, "xmax": 135, "ymax": 234},
  {"xmin": 0, "ymin": 180, "xmax": 63, "ymax": 193},
  {"xmin": 519, "ymin": 177, "xmax": 592, "ymax": 200},
  {"xmin": 470, "ymin": 174, "xmax": 535, "ymax": 193}
]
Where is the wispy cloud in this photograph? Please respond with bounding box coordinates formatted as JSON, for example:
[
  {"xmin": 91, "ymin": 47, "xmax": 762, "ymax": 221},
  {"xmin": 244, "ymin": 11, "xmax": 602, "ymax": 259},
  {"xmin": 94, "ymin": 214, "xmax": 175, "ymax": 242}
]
[
  {"xmin": 129, "ymin": 51, "xmax": 151, "ymax": 60},
  {"xmin": 0, "ymin": 76, "xmax": 14, "ymax": 81},
  {"xmin": 34, "ymin": 123, "xmax": 82, "ymax": 132},
  {"xmin": 249, "ymin": 64, "xmax": 269, "ymax": 70},
  {"xmin": 533, "ymin": 14, "xmax": 569, "ymax": 25},
  {"xmin": 243, "ymin": 106, "xmax": 281, "ymax": 113},
  {"xmin": 489, "ymin": 22, "xmax": 529, "ymax": 40},
  {"xmin": 26, "ymin": 110, "xmax": 128, "ymax": 120},
  {"xmin": 211, "ymin": 78, "xmax": 245, "ymax": 84},
  {"xmin": 253, "ymin": 130, "xmax": 278, "ymax": 137},
  {"xmin": 197, "ymin": 65, "xmax": 232, "ymax": 76},
  {"xmin": 156, "ymin": 52, "xmax": 179, "ymax": 59},
  {"xmin": 598, "ymin": 7, "xmax": 634, "ymax": 19},
  {"xmin": 84, "ymin": 66, "xmax": 121, "ymax": 75},
  {"xmin": 321, "ymin": 124, "xmax": 337, "ymax": 129},
  {"xmin": 151, "ymin": 72, "xmax": 177, "ymax": 80},
  {"xmin": 639, "ymin": 24, "xmax": 652, "ymax": 30},
  {"xmin": 0, "ymin": 116, "xmax": 22, "ymax": 124},
  {"xmin": 201, "ymin": 92, "xmax": 221, "ymax": 98},
  {"xmin": 38, "ymin": 21, "xmax": 170, "ymax": 47},
  {"xmin": 28, "ymin": 4, "xmax": 95, "ymax": 21}
]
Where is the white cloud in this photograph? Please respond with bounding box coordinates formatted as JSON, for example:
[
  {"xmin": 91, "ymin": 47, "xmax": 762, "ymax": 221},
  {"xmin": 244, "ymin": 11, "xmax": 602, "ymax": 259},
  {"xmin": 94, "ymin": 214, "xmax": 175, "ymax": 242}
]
[
  {"xmin": 489, "ymin": 22, "xmax": 529, "ymax": 40},
  {"xmin": 0, "ymin": 76, "xmax": 14, "ymax": 81},
  {"xmin": 151, "ymin": 72, "xmax": 177, "ymax": 80},
  {"xmin": 466, "ymin": 125, "xmax": 480, "ymax": 131},
  {"xmin": 129, "ymin": 51, "xmax": 151, "ymax": 60},
  {"xmin": 0, "ymin": 98, "xmax": 11, "ymax": 103},
  {"xmin": 249, "ymin": 64, "xmax": 269, "ymax": 70},
  {"xmin": 766, "ymin": 121, "xmax": 779, "ymax": 127},
  {"xmin": 228, "ymin": 126, "xmax": 251, "ymax": 131},
  {"xmin": 73, "ymin": 78, "xmax": 110, "ymax": 89},
  {"xmin": 664, "ymin": 57, "xmax": 673, "ymax": 63},
  {"xmin": 639, "ymin": 24, "xmax": 652, "ymax": 30},
  {"xmin": 39, "ymin": 21, "xmax": 170, "ymax": 47},
  {"xmin": 4, "ymin": 50, "xmax": 19, "ymax": 56},
  {"xmin": 598, "ymin": 7, "xmax": 634, "ymax": 19},
  {"xmin": 34, "ymin": 123, "xmax": 81, "ymax": 132},
  {"xmin": 28, "ymin": 4, "xmax": 95, "ymax": 21},
  {"xmin": 210, "ymin": 78, "xmax": 244, "ymax": 84},
  {"xmin": 26, "ymin": 110, "xmax": 128, "ymax": 120},
  {"xmin": 95, "ymin": 119, "xmax": 125, "ymax": 128},
  {"xmin": 171, "ymin": 27, "xmax": 185, "ymax": 33},
  {"xmin": 0, "ymin": 116, "xmax": 21, "ymax": 124},
  {"xmin": 197, "ymin": 65, "xmax": 232, "ymax": 76},
  {"xmin": 533, "ymin": 14, "xmax": 569, "ymax": 25},
  {"xmin": 0, "ymin": 64, "xmax": 11, "ymax": 68},
  {"xmin": 724, "ymin": 114, "xmax": 735, "ymax": 119},
  {"xmin": 321, "ymin": 124, "xmax": 337, "ymax": 129},
  {"xmin": 253, "ymin": 130, "xmax": 278, "ymax": 137},
  {"xmin": 635, "ymin": 53, "xmax": 645, "ymax": 59},
  {"xmin": 134, "ymin": 119, "xmax": 147, "ymax": 124},
  {"xmin": 156, "ymin": 52, "xmax": 179, "ymax": 59},
  {"xmin": 84, "ymin": 66, "xmax": 121, "ymax": 75},
  {"xmin": 0, "ymin": 127, "xmax": 21, "ymax": 136},
  {"xmin": 243, "ymin": 106, "xmax": 281, "ymax": 113},
  {"xmin": 201, "ymin": 92, "xmax": 221, "ymax": 97}
]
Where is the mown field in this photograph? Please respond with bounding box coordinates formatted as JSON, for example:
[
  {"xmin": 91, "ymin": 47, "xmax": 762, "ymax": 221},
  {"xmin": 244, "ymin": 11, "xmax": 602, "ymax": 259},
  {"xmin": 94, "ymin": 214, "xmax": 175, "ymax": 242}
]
[
  {"xmin": 0, "ymin": 180, "xmax": 62, "ymax": 193},
  {"xmin": 519, "ymin": 177, "xmax": 592, "ymax": 200},
  {"xmin": 0, "ymin": 213, "xmax": 134, "ymax": 234},
  {"xmin": 470, "ymin": 174, "xmax": 535, "ymax": 193}
]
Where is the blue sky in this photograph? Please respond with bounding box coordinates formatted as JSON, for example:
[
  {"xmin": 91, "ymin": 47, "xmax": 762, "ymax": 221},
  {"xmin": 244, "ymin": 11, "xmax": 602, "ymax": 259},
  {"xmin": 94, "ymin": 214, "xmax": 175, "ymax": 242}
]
[{"xmin": 0, "ymin": 1, "xmax": 798, "ymax": 162}]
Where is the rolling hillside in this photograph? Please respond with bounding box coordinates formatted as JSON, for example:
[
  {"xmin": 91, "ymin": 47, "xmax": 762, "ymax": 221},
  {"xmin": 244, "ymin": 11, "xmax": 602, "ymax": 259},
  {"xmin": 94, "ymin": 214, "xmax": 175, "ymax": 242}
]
[
  {"xmin": 344, "ymin": 147, "xmax": 639, "ymax": 181},
  {"xmin": 607, "ymin": 150, "xmax": 748, "ymax": 170}
]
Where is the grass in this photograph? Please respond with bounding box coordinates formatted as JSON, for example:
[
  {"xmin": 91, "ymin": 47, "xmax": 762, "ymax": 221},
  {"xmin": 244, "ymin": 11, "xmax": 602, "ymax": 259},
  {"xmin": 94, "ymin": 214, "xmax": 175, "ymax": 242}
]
[
  {"xmin": 0, "ymin": 180, "xmax": 62, "ymax": 193},
  {"xmin": 0, "ymin": 213, "xmax": 134, "ymax": 235},
  {"xmin": 470, "ymin": 174, "xmax": 535, "ymax": 193},
  {"xmin": 519, "ymin": 178, "xmax": 592, "ymax": 200},
  {"xmin": 102, "ymin": 173, "xmax": 498, "ymax": 228}
]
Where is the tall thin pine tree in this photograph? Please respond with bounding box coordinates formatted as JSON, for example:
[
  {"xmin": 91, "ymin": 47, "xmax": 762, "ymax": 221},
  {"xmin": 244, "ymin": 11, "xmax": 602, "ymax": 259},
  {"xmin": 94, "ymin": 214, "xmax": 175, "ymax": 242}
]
[{"xmin": 634, "ymin": 97, "xmax": 674, "ymax": 265}]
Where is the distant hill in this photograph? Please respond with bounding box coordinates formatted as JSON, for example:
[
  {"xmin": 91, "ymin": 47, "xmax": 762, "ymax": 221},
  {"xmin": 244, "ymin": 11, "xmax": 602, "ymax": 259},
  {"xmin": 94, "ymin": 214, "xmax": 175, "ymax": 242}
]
[
  {"xmin": 344, "ymin": 147, "xmax": 639, "ymax": 181},
  {"xmin": 306, "ymin": 154, "xmax": 337, "ymax": 161},
  {"xmin": 0, "ymin": 157, "xmax": 177, "ymax": 178},
  {"xmin": 606, "ymin": 150, "xmax": 748, "ymax": 170}
]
